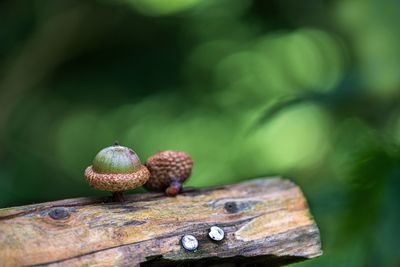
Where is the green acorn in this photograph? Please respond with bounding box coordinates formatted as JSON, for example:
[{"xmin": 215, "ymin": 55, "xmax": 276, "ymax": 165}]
[{"xmin": 84, "ymin": 143, "xmax": 150, "ymax": 202}]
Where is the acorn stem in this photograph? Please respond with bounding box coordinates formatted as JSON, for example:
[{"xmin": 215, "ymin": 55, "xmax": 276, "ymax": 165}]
[
  {"xmin": 112, "ymin": 191, "xmax": 125, "ymax": 202},
  {"xmin": 165, "ymin": 180, "xmax": 182, "ymax": 197}
]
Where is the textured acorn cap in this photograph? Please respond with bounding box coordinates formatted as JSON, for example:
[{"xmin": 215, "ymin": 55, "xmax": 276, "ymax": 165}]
[
  {"xmin": 84, "ymin": 145, "xmax": 150, "ymax": 192},
  {"xmin": 85, "ymin": 165, "xmax": 149, "ymax": 192},
  {"xmin": 144, "ymin": 150, "xmax": 193, "ymax": 192}
]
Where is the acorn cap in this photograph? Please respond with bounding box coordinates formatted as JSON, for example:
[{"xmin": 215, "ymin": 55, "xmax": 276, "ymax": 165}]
[
  {"xmin": 144, "ymin": 150, "xmax": 193, "ymax": 193},
  {"xmin": 84, "ymin": 145, "xmax": 150, "ymax": 192}
]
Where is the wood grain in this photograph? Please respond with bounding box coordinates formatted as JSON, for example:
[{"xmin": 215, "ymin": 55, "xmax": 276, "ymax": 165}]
[{"xmin": 0, "ymin": 177, "xmax": 322, "ymax": 266}]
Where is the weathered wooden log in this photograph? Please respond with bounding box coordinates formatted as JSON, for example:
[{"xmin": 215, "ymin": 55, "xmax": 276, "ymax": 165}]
[{"xmin": 0, "ymin": 177, "xmax": 321, "ymax": 266}]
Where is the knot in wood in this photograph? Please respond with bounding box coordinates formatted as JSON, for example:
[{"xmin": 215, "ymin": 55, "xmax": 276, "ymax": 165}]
[
  {"xmin": 224, "ymin": 201, "xmax": 238, "ymax": 213},
  {"xmin": 48, "ymin": 207, "xmax": 70, "ymax": 220}
]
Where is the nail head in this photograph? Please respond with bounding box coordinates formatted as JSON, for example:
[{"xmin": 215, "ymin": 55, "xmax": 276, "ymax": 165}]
[
  {"xmin": 209, "ymin": 226, "xmax": 225, "ymax": 241},
  {"xmin": 181, "ymin": 235, "xmax": 198, "ymax": 251}
]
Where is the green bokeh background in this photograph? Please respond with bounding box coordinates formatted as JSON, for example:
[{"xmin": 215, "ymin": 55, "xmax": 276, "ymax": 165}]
[{"xmin": 1, "ymin": 0, "xmax": 400, "ymax": 266}]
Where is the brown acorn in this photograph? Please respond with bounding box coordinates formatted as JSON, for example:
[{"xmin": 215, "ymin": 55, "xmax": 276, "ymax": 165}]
[{"xmin": 144, "ymin": 150, "xmax": 193, "ymax": 196}]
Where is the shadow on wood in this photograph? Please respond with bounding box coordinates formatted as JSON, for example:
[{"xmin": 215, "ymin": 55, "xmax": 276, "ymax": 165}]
[{"xmin": 0, "ymin": 177, "xmax": 322, "ymax": 266}]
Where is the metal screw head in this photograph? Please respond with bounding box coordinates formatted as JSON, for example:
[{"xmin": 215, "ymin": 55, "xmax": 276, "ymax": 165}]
[
  {"xmin": 181, "ymin": 235, "xmax": 198, "ymax": 251},
  {"xmin": 208, "ymin": 226, "xmax": 225, "ymax": 241}
]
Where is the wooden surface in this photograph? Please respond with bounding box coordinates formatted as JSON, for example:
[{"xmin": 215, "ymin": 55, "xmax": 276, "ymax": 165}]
[{"xmin": 0, "ymin": 177, "xmax": 322, "ymax": 266}]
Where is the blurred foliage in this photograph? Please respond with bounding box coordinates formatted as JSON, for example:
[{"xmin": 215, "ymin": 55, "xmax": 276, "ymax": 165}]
[{"xmin": 0, "ymin": 0, "xmax": 400, "ymax": 266}]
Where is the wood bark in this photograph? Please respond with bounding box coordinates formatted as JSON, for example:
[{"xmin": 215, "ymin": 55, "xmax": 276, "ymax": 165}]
[{"xmin": 0, "ymin": 177, "xmax": 322, "ymax": 266}]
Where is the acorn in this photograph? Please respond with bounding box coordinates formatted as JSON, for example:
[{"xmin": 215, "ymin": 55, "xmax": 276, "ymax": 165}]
[
  {"xmin": 84, "ymin": 143, "xmax": 150, "ymax": 202},
  {"xmin": 144, "ymin": 150, "xmax": 193, "ymax": 196}
]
